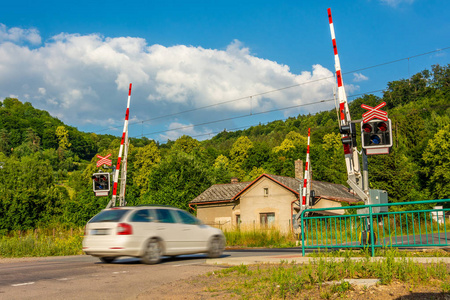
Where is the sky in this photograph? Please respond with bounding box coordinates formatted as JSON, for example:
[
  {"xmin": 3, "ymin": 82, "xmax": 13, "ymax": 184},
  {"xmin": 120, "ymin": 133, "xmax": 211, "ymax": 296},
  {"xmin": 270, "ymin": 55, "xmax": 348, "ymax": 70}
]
[{"xmin": 0, "ymin": 0, "xmax": 449, "ymax": 142}]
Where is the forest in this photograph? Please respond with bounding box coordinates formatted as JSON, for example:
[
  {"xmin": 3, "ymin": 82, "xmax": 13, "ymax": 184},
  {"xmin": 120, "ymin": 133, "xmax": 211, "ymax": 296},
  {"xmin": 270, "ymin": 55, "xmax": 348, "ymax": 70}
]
[{"xmin": 0, "ymin": 64, "xmax": 449, "ymax": 233}]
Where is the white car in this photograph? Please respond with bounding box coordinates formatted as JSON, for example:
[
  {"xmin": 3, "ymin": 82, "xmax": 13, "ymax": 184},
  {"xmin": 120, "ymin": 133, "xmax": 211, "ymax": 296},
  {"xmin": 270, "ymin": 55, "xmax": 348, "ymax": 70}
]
[{"xmin": 82, "ymin": 206, "xmax": 226, "ymax": 264}]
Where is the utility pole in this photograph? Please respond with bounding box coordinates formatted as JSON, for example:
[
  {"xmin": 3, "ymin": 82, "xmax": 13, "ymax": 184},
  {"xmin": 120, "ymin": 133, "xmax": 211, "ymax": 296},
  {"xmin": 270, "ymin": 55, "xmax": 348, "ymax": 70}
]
[{"xmin": 106, "ymin": 83, "xmax": 132, "ymax": 208}]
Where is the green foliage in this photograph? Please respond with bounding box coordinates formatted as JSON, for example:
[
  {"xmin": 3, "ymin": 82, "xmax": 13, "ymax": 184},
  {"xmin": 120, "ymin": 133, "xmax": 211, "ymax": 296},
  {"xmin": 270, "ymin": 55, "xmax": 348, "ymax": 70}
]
[
  {"xmin": 132, "ymin": 141, "xmax": 161, "ymax": 196},
  {"xmin": 142, "ymin": 151, "xmax": 213, "ymax": 211},
  {"xmin": 422, "ymin": 125, "xmax": 450, "ymax": 199},
  {"xmin": 0, "ymin": 64, "xmax": 449, "ymax": 232}
]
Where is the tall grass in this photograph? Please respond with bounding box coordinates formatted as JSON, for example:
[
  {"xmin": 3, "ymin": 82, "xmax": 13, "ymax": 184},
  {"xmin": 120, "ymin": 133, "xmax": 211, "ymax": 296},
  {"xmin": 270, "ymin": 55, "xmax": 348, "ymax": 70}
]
[
  {"xmin": 0, "ymin": 228, "xmax": 84, "ymax": 258},
  {"xmin": 224, "ymin": 226, "xmax": 296, "ymax": 248},
  {"xmin": 207, "ymin": 250, "xmax": 450, "ymax": 299}
]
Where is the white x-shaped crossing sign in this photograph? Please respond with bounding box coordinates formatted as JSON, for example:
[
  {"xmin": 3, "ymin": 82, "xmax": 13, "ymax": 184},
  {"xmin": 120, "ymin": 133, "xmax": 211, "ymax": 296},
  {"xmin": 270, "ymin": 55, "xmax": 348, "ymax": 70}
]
[
  {"xmin": 96, "ymin": 154, "xmax": 112, "ymax": 167},
  {"xmin": 361, "ymin": 102, "xmax": 388, "ymax": 122}
]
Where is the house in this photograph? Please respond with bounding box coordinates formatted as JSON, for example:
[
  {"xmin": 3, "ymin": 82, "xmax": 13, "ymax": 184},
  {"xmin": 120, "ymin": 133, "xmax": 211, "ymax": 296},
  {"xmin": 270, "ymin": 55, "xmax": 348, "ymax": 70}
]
[{"xmin": 189, "ymin": 161, "xmax": 361, "ymax": 232}]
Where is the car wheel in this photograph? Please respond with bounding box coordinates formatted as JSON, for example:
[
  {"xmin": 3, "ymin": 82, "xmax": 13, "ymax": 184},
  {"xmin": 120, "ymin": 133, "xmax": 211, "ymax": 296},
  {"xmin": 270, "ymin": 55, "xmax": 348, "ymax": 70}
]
[
  {"xmin": 99, "ymin": 257, "xmax": 116, "ymax": 263},
  {"xmin": 208, "ymin": 236, "xmax": 223, "ymax": 258},
  {"xmin": 141, "ymin": 239, "xmax": 162, "ymax": 264}
]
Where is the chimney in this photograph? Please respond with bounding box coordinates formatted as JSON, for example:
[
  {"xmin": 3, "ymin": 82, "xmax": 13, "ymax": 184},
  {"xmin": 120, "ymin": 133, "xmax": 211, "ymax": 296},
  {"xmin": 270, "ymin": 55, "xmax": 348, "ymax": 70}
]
[
  {"xmin": 231, "ymin": 177, "xmax": 239, "ymax": 184},
  {"xmin": 295, "ymin": 159, "xmax": 303, "ymax": 181}
]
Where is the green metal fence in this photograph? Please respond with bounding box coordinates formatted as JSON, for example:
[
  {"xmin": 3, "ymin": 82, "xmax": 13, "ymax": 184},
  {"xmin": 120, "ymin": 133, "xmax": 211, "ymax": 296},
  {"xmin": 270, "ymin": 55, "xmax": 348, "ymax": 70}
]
[{"xmin": 301, "ymin": 199, "xmax": 450, "ymax": 256}]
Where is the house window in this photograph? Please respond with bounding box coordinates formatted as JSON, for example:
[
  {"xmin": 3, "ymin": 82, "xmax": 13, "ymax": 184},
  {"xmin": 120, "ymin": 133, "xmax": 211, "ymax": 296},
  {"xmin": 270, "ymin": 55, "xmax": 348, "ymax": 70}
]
[
  {"xmin": 260, "ymin": 213, "xmax": 275, "ymax": 228},
  {"xmin": 263, "ymin": 188, "xmax": 269, "ymax": 197},
  {"xmin": 236, "ymin": 214, "xmax": 241, "ymax": 227}
]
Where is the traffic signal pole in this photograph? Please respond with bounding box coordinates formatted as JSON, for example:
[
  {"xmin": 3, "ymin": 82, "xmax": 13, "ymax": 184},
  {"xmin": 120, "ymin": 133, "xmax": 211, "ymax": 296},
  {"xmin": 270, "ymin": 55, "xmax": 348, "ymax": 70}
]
[
  {"xmin": 327, "ymin": 8, "xmax": 368, "ymax": 203},
  {"xmin": 106, "ymin": 83, "xmax": 132, "ymax": 208}
]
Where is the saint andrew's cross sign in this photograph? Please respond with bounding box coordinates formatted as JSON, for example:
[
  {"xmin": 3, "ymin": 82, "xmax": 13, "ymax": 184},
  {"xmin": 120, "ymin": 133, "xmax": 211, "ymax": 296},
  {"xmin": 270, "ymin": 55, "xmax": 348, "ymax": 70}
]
[
  {"xmin": 361, "ymin": 102, "xmax": 388, "ymax": 122},
  {"xmin": 96, "ymin": 154, "xmax": 112, "ymax": 168}
]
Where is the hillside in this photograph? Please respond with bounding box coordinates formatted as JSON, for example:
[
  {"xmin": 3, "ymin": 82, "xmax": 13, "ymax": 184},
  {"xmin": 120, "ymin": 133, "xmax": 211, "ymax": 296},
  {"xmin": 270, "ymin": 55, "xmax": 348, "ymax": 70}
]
[{"xmin": 0, "ymin": 64, "xmax": 449, "ymax": 231}]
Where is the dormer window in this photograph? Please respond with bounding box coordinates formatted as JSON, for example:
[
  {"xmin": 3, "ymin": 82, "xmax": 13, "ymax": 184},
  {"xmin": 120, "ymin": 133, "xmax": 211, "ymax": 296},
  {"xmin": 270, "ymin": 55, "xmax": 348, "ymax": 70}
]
[{"xmin": 264, "ymin": 188, "xmax": 269, "ymax": 197}]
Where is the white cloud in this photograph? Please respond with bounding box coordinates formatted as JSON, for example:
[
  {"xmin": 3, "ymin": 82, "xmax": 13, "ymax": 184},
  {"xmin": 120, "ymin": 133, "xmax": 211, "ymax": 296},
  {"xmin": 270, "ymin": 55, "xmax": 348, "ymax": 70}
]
[
  {"xmin": 353, "ymin": 73, "xmax": 369, "ymax": 82},
  {"xmin": 159, "ymin": 122, "xmax": 213, "ymax": 141},
  {"xmin": 0, "ymin": 24, "xmax": 41, "ymax": 45},
  {"xmin": 0, "ymin": 24, "xmax": 338, "ymax": 141},
  {"xmin": 380, "ymin": 0, "xmax": 414, "ymax": 7}
]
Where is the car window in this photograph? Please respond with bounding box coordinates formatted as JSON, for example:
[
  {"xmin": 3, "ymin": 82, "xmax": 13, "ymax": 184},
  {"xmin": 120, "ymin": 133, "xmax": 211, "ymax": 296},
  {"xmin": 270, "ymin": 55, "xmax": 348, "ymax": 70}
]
[
  {"xmin": 130, "ymin": 209, "xmax": 153, "ymax": 222},
  {"xmin": 154, "ymin": 209, "xmax": 176, "ymax": 224},
  {"xmin": 89, "ymin": 209, "xmax": 129, "ymax": 223},
  {"xmin": 174, "ymin": 210, "xmax": 199, "ymax": 225}
]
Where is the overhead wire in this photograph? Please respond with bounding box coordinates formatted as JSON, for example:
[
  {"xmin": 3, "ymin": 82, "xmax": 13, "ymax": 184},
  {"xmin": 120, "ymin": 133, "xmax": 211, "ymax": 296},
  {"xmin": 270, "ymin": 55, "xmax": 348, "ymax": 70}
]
[
  {"xmin": 133, "ymin": 89, "xmax": 385, "ymax": 139},
  {"xmin": 96, "ymin": 47, "xmax": 449, "ymax": 136}
]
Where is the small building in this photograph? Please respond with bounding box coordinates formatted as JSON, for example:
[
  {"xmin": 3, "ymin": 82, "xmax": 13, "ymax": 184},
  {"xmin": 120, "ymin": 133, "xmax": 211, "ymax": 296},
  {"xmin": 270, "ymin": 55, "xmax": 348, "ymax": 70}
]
[{"xmin": 190, "ymin": 170, "xmax": 361, "ymax": 233}]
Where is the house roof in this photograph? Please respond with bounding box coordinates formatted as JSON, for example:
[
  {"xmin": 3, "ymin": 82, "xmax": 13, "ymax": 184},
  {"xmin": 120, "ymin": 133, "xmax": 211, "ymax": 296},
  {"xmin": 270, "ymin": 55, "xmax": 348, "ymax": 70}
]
[
  {"xmin": 190, "ymin": 174, "xmax": 362, "ymax": 205},
  {"xmin": 311, "ymin": 181, "xmax": 361, "ymax": 203},
  {"xmin": 231, "ymin": 174, "xmax": 301, "ymax": 200},
  {"xmin": 190, "ymin": 181, "xmax": 251, "ymax": 204}
]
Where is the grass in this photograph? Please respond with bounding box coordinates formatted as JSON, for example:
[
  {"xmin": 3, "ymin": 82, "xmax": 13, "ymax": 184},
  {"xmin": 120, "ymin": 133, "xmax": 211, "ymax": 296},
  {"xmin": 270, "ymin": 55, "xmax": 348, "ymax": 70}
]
[
  {"xmin": 204, "ymin": 251, "xmax": 450, "ymax": 299},
  {"xmin": 224, "ymin": 227, "xmax": 296, "ymax": 248},
  {"xmin": 0, "ymin": 228, "xmax": 84, "ymax": 258},
  {"xmin": 308, "ymin": 248, "xmax": 450, "ymax": 258}
]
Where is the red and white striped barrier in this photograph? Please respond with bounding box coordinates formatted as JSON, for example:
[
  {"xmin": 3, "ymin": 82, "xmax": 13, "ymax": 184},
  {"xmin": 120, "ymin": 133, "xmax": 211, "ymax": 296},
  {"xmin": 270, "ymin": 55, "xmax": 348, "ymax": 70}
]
[
  {"xmin": 111, "ymin": 83, "xmax": 132, "ymax": 205},
  {"xmin": 302, "ymin": 128, "xmax": 311, "ymax": 207},
  {"xmin": 328, "ymin": 8, "xmax": 355, "ymax": 175}
]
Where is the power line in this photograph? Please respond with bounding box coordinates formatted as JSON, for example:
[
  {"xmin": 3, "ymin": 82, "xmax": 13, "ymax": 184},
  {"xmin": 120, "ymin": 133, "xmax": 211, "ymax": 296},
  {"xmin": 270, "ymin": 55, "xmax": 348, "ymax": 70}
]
[
  {"xmin": 97, "ymin": 47, "xmax": 449, "ymax": 134},
  {"xmin": 133, "ymin": 89, "xmax": 385, "ymax": 139}
]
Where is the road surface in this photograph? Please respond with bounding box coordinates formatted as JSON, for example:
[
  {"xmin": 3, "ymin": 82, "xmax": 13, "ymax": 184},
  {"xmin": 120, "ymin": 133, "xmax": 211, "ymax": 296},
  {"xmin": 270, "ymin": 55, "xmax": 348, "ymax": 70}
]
[{"xmin": 0, "ymin": 248, "xmax": 305, "ymax": 300}]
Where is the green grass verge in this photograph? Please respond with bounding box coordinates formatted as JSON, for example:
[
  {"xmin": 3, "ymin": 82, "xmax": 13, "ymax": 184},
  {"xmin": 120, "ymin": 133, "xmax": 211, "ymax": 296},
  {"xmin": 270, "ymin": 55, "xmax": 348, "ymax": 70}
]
[
  {"xmin": 0, "ymin": 228, "xmax": 84, "ymax": 258},
  {"xmin": 224, "ymin": 228, "xmax": 296, "ymax": 248},
  {"xmin": 206, "ymin": 252, "xmax": 450, "ymax": 299},
  {"xmin": 308, "ymin": 247, "xmax": 450, "ymax": 258}
]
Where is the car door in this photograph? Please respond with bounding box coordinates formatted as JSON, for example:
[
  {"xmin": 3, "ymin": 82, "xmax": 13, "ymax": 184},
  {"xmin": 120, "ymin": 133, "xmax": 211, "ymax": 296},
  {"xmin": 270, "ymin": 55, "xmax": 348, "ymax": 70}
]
[
  {"xmin": 172, "ymin": 209, "xmax": 210, "ymax": 252},
  {"xmin": 153, "ymin": 208, "xmax": 180, "ymax": 255},
  {"xmin": 128, "ymin": 209, "xmax": 156, "ymax": 254}
]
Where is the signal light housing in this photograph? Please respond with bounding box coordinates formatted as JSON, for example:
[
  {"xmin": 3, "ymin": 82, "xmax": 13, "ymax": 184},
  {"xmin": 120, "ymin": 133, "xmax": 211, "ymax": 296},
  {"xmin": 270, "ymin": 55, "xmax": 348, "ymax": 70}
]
[
  {"xmin": 361, "ymin": 119, "xmax": 393, "ymax": 155},
  {"xmin": 92, "ymin": 172, "xmax": 111, "ymax": 196},
  {"xmin": 339, "ymin": 122, "xmax": 357, "ymax": 150}
]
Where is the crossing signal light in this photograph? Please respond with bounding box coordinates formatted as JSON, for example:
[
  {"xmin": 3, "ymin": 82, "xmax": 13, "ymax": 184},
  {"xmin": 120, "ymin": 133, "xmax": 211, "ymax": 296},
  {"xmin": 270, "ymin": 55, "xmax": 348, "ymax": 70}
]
[
  {"xmin": 361, "ymin": 119, "xmax": 393, "ymax": 155},
  {"xmin": 339, "ymin": 123, "xmax": 357, "ymax": 153},
  {"xmin": 92, "ymin": 172, "xmax": 110, "ymax": 194}
]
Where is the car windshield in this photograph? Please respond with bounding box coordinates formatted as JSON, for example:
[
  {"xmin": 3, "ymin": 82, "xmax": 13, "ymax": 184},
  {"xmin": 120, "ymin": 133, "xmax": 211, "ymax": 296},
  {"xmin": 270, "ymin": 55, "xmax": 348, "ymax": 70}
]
[{"xmin": 89, "ymin": 209, "xmax": 130, "ymax": 223}]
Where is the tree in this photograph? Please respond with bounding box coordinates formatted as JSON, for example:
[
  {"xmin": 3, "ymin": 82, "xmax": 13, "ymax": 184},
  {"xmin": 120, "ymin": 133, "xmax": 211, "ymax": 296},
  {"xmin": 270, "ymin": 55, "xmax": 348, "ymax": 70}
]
[
  {"xmin": 172, "ymin": 135, "xmax": 202, "ymax": 154},
  {"xmin": 0, "ymin": 129, "xmax": 10, "ymax": 155},
  {"xmin": 312, "ymin": 133, "xmax": 346, "ymax": 184},
  {"xmin": 132, "ymin": 141, "xmax": 161, "ymax": 196},
  {"xmin": 229, "ymin": 136, "xmax": 253, "ymax": 180},
  {"xmin": 273, "ymin": 131, "xmax": 306, "ymax": 153},
  {"xmin": 143, "ymin": 152, "xmax": 212, "ymax": 211},
  {"xmin": 212, "ymin": 154, "xmax": 232, "ymax": 183},
  {"xmin": 56, "ymin": 126, "xmax": 72, "ymax": 150},
  {"xmin": 422, "ymin": 125, "xmax": 450, "ymax": 199}
]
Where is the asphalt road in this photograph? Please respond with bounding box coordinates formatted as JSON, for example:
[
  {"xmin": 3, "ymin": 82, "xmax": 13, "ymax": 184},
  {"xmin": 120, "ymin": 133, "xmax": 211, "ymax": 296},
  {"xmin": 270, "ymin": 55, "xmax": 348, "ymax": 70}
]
[{"xmin": 0, "ymin": 248, "xmax": 305, "ymax": 300}]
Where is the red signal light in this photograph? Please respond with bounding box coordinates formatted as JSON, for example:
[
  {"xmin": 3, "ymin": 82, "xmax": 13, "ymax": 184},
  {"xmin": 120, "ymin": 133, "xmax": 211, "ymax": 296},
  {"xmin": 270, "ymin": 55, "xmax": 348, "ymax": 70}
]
[
  {"xmin": 377, "ymin": 122, "xmax": 387, "ymax": 132},
  {"xmin": 343, "ymin": 143, "xmax": 351, "ymax": 154},
  {"xmin": 362, "ymin": 124, "xmax": 372, "ymax": 133}
]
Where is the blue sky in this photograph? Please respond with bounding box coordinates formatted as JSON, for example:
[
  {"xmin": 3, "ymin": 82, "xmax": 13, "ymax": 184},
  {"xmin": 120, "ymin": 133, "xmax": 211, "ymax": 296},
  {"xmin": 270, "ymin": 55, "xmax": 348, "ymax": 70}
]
[{"xmin": 1, "ymin": 0, "xmax": 449, "ymax": 142}]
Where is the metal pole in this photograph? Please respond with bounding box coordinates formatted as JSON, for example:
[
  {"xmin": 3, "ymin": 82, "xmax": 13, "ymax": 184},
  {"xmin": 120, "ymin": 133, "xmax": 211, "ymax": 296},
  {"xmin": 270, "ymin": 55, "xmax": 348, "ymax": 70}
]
[
  {"xmin": 362, "ymin": 149, "xmax": 369, "ymax": 193},
  {"xmin": 369, "ymin": 206, "xmax": 375, "ymax": 257}
]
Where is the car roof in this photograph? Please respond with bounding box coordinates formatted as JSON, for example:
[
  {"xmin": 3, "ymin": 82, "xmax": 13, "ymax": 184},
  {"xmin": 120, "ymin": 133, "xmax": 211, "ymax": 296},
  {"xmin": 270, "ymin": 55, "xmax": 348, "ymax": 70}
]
[{"xmin": 104, "ymin": 205, "xmax": 179, "ymax": 211}]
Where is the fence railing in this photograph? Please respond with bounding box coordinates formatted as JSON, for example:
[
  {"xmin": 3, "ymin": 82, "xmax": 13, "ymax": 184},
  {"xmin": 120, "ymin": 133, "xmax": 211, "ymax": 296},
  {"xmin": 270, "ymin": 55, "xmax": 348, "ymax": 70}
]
[{"xmin": 300, "ymin": 199, "xmax": 450, "ymax": 256}]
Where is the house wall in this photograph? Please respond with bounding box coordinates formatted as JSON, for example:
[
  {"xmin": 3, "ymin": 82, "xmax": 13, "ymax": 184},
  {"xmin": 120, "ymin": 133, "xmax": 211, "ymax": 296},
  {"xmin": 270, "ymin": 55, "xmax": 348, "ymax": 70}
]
[
  {"xmin": 313, "ymin": 198, "xmax": 345, "ymax": 215},
  {"xmin": 239, "ymin": 177, "xmax": 297, "ymax": 233},
  {"xmin": 196, "ymin": 202, "xmax": 239, "ymax": 230}
]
